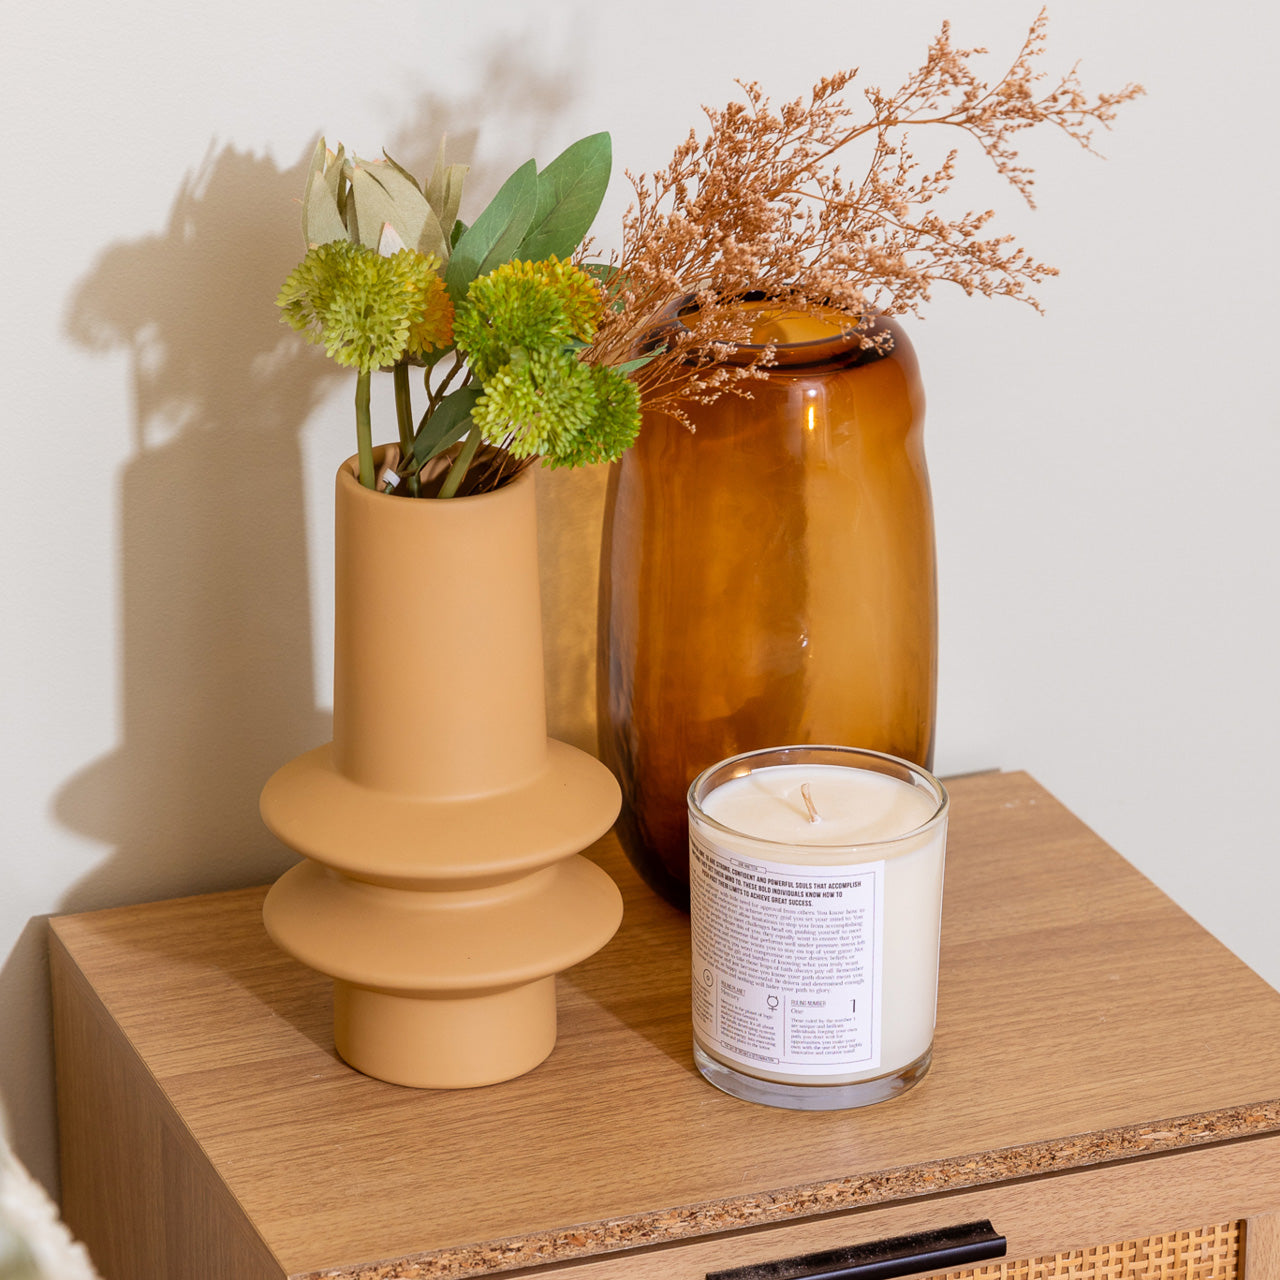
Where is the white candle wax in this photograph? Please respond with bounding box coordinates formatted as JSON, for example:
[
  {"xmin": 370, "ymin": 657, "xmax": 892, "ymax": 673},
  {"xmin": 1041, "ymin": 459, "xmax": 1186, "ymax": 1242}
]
[
  {"xmin": 689, "ymin": 755, "xmax": 948, "ymax": 1099},
  {"xmin": 701, "ymin": 764, "xmax": 937, "ymax": 846}
]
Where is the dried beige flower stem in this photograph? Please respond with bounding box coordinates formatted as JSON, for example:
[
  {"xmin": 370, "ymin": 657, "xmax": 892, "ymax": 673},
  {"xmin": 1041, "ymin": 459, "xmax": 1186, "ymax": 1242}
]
[{"xmin": 589, "ymin": 9, "xmax": 1142, "ymax": 422}]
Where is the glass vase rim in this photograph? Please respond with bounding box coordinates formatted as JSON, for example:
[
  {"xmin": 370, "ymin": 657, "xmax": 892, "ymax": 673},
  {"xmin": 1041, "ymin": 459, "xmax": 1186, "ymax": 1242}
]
[
  {"xmin": 654, "ymin": 292, "xmax": 896, "ymax": 368},
  {"xmin": 687, "ymin": 745, "xmax": 949, "ymax": 853}
]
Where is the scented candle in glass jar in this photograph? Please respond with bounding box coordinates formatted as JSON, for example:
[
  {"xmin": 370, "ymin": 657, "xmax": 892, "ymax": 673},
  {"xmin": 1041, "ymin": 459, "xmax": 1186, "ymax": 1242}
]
[{"xmin": 688, "ymin": 746, "xmax": 948, "ymax": 1110}]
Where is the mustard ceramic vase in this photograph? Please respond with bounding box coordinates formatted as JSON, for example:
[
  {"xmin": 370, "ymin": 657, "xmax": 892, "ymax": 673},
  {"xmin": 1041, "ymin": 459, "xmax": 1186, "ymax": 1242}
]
[{"xmin": 262, "ymin": 453, "xmax": 622, "ymax": 1088}]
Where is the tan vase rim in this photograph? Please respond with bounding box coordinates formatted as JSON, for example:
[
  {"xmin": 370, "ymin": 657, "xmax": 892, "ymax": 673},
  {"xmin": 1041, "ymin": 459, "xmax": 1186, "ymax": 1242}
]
[{"xmin": 337, "ymin": 445, "xmax": 535, "ymax": 505}]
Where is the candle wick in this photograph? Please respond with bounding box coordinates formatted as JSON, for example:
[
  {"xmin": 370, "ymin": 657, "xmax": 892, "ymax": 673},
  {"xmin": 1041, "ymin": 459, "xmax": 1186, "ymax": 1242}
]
[{"xmin": 800, "ymin": 783, "xmax": 821, "ymax": 824}]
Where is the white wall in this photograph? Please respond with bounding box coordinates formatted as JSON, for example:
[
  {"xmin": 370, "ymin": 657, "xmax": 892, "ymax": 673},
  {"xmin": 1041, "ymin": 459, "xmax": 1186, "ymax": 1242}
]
[{"xmin": 2, "ymin": 0, "xmax": 1276, "ymax": 1196}]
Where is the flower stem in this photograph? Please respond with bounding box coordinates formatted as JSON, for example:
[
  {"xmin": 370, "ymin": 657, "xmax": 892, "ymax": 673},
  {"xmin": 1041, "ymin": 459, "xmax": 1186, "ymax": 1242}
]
[
  {"xmin": 393, "ymin": 363, "xmax": 421, "ymax": 495},
  {"xmin": 436, "ymin": 427, "xmax": 482, "ymax": 499},
  {"xmin": 355, "ymin": 370, "xmax": 375, "ymax": 489},
  {"xmin": 423, "ymin": 357, "xmax": 466, "ymax": 422},
  {"xmin": 393, "ymin": 363, "xmax": 415, "ymax": 458}
]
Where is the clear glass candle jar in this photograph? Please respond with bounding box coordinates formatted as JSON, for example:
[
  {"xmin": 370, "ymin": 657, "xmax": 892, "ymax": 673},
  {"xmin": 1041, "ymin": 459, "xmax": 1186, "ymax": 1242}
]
[{"xmin": 688, "ymin": 745, "xmax": 948, "ymax": 1110}]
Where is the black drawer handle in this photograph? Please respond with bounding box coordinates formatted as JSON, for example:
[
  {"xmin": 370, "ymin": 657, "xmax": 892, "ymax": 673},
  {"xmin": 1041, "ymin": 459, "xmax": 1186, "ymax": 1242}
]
[{"xmin": 707, "ymin": 1219, "xmax": 1007, "ymax": 1280}]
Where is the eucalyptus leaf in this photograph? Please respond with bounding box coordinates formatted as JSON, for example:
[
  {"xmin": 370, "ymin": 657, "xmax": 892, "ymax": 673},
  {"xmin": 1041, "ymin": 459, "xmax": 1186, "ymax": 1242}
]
[
  {"xmin": 516, "ymin": 132, "xmax": 612, "ymax": 262},
  {"xmin": 412, "ymin": 386, "xmax": 482, "ymax": 466},
  {"xmin": 616, "ymin": 351, "xmax": 659, "ymax": 374},
  {"xmin": 450, "ymin": 219, "xmax": 468, "ymax": 250},
  {"xmin": 444, "ymin": 159, "xmax": 538, "ymax": 301},
  {"xmin": 583, "ymin": 261, "xmax": 630, "ymax": 311}
]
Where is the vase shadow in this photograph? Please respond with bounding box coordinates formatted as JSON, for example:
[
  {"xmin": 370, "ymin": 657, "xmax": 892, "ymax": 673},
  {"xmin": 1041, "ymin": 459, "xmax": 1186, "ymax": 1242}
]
[
  {"xmin": 52, "ymin": 20, "xmax": 592, "ymax": 904},
  {"xmin": 54, "ymin": 141, "xmax": 335, "ymax": 914},
  {"xmin": 536, "ymin": 462, "xmax": 611, "ymax": 756},
  {"xmin": 12, "ymin": 41, "xmax": 601, "ymax": 1184},
  {"xmin": 52, "ymin": 35, "xmax": 592, "ymax": 925},
  {"xmin": 559, "ymin": 840, "xmax": 701, "ymax": 1079}
]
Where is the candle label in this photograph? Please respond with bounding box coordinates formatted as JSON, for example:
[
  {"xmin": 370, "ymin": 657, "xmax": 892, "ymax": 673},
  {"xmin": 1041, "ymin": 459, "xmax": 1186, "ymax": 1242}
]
[{"xmin": 690, "ymin": 834, "xmax": 885, "ymax": 1075}]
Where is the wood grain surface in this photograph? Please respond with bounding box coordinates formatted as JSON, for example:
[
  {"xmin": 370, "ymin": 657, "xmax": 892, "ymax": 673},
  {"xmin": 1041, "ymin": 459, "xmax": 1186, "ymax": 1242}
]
[
  {"xmin": 50, "ymin": 771, "xmax": 1280, "ymax": 1279},
  {"xmin": 1244, "ymin": 1211, "xmax": 1280, "ymax": 1279},
  {"xmin": 52, "ymin": 949, "xmax": 281, "ymax": 1280}
]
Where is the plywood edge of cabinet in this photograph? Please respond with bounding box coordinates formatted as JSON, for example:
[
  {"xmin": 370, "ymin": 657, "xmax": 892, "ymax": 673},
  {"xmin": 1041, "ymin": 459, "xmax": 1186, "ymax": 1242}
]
[
  {"xmin": 49, "ymin": 925, "xmax": 286, "ymax": 1280},
  {"xmin": 496, "ymin": 1133, "xmax": 1280, "ymax": 1280},
  {"xmin": 294, "ymin": 1102, "xmax": 1280, "ymax": 1280}
]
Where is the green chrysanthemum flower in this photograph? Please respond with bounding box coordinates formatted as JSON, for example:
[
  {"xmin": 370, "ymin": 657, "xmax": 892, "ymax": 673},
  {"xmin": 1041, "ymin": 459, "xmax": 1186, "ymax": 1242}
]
[
  {"xmin": 277, "ymin": 240, "xmax": 348, "ymax": 338},
  {"xmin": 453, "ymin": 258, "xmax": 603, "ymax": 380},
  {"xmin": 276, "ymin": 241, "xmax": 449, "ymax": 374},
  {"xmin": 542, "ymin": 364, "xmax": 642, "ymax": 469},
  {"xmin": 472, "ymin": 348, "xmax": 599, "ymax": 459},
  {"xmin": 535, "ymin": 257, "xmax": 604, "ymax": 341}
]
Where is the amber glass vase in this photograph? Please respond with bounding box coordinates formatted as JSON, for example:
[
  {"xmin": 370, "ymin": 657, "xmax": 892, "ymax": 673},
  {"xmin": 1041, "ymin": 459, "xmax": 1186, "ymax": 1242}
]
[{"xmin": 597, "ymin": 311, "xmax": 937, "ymax": 908}]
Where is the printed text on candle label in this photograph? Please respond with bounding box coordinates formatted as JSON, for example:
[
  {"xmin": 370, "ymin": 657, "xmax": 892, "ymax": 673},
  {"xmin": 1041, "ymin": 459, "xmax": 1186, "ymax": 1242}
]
[{"xmin": 690, "ymin": 836, "xmax": 885, "ymax": 1075}]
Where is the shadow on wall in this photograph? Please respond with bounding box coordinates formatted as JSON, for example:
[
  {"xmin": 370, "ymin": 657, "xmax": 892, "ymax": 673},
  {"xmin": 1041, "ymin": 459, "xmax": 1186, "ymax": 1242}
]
[
  {"xmin": 53, "ymin": 43, "xmax": 595, "ymax": 912},
  {"xmin": 0, "ymin": 139, "xmax": 334, "ymax": 1200},
  {"xmin": 1, "ymin": 40, "xmax": 597, "ymax": 1195},
  {"xmin": 55, "ymin": 141, "xmax": 336, "ymax": 912}
]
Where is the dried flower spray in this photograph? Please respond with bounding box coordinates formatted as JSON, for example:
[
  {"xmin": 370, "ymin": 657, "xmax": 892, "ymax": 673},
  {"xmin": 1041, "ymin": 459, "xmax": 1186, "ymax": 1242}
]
[{"xmin": 587, "ymin": 10, "xmax": 1144, "ymax": 422}]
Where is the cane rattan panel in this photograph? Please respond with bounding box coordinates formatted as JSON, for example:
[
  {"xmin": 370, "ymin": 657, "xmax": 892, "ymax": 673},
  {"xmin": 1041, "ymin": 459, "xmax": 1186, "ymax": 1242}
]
[{"xmin": 937, "ymin": 1221, "xmax": 1239, "ymax": 1279}]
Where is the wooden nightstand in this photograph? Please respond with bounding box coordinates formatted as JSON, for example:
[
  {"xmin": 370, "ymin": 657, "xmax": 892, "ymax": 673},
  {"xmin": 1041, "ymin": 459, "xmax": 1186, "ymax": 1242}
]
[{"xmin": 50, "ymin": 771, "xmax": 1280, "ymax": 1280}]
